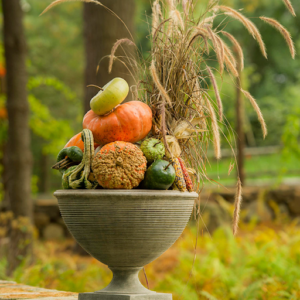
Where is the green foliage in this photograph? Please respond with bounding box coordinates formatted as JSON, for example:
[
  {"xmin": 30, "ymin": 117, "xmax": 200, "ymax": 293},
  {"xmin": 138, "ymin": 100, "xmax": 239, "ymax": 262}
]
[
  {"xmin": 25, "ymin": 0, "xmax": 84, "ymax": 99},
  {"xmin": 282, "ymin": 108, "xmax": 300, "ymax": 159},
  {"xmin": 29, "ymin": 95, "xmax": 73, "ymax": 155},
  {"xmin": 153, "ymin": 222, "xmax": 300, "ymax": 299},
  {"xmin": 28, "ymin": 77, "xmax": 77, "ymax": 156}
]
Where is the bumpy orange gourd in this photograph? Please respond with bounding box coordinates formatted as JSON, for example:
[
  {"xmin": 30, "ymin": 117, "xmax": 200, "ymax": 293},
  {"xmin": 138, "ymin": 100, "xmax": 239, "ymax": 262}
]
[
  {"xmin": 92, "ymin": 141, "xmax": 147, "ymax": 189},
  {"xmin": 83, "ymin": 101, "xmax": 152, "ymax": 145},
  {"xmin": 64, "ymin": 132, "xmax": 99, "ymax": 151}
]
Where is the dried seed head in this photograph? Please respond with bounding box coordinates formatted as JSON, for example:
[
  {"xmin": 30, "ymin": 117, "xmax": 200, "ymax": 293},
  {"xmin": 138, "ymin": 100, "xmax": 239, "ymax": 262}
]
[
  {"xmin": 205, "ymin": 95, "xmax": 221, "ymax": 159},
  {"xmin": 219, "ymin": 37, "xmax": 237, "ymax": 67},
  {"xmin": 219, "ymin": 6, "xmax": 267, "ymax": 58},
  {"xmin": 233, "ymin": 178, "xmax": 242, "ymax": 236},
  {"xmin": 224, "ymin": 54, "xmax": 239, "ymax": 77},
  {"xmin": 260, "ymin": 16, "xmax": 295, "ymax": 59},
  {"xmin": 109, "ymin": 39, "xmax": 135, "ymax": 73},
  {"xmin": 221, "ymin": 31, "xmax": 244, "ymax": 70},
  {"xmin": 205, "ymin": 26, "xmax": 224, "ymax": 74},
  {"xmin": 152, "ymin": 0, "xmax": 161, "ymax": 37},
  {"xmin": 218, "ymin": 6, "xmax": 255, "ymax": 37},
  {"xmin": 150, "ymin": 60, "xmax": 173, "ymax": 106},
  {"xmin": 182, "ymin": 0, "xmax": 190, "ymax": 15},
  {"xmin": 207, "ymin": 66, "xmax": 223, "ymax": 121},
  {"xmin": 282, "ymin": 0, "xmax": 296, "ymax": 17},
  {"xmin": 248, "ymin": 21, "xmax": 267, "ymax": 59},
  {"xmin": 170, "ymin": 10, "xmax": 185, "ymax": 30},
  {"xmin": 41, "ymin": 0, "xmax": 134, "ymax": 40},
  {"xmin": 241, "ymin": 89, "xmax": 267, "ymax": 138}
]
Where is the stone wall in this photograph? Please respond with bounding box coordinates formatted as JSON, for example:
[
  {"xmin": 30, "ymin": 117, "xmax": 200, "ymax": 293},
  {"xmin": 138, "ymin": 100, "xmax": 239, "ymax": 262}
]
[{"xmin": 197, "ymin": 185, "xmax": 300, "ymax": 231}]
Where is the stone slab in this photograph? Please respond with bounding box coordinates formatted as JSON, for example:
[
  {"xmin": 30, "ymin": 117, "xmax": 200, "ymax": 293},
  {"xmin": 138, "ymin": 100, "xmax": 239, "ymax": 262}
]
[
  {"xmin": 79, "ymin": 293, "xmax": 172, "ymax": 300},
  {"xmin": 0, "ymin": 280, "xmax": 78, "ymax": 300}
]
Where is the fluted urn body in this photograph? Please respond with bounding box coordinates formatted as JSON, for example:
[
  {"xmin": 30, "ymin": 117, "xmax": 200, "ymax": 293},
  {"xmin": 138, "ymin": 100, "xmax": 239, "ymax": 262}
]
[{"xmin": 54, "ymin": 190, "xmax": 198, "ymax": 300}]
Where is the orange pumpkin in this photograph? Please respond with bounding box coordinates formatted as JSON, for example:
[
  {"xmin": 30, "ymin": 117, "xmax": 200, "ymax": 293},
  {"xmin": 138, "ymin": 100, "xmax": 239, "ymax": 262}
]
[
  {"xmin": 64, "ymin": 132, "xmax": 100, "ymax": 151},
  {"xmin": 92, "ymin": 141, "xmax": 147, "ymax": 189},
  {"xmin": 83, "ymin": 101, "xmax": 152, "ymax": 145}
]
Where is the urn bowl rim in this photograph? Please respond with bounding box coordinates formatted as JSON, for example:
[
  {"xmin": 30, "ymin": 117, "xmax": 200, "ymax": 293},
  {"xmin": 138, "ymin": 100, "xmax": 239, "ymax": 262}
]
[{"xmin": 54, "ymin": 189, "xmax": 198, "ymax": 199}]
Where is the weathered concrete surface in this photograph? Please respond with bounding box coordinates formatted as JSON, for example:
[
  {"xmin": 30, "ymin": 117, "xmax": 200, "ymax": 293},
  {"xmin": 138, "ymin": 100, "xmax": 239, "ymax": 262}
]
[{"xmin": 0, "ymin": 280, "xmax": 77, "ymax": 299}]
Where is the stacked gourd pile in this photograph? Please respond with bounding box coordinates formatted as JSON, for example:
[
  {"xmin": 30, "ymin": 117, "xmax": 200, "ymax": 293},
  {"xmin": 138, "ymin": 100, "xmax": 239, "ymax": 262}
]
[{"xmin": 53, "ymin": 78, "xmax": 194, "ymax": 192}]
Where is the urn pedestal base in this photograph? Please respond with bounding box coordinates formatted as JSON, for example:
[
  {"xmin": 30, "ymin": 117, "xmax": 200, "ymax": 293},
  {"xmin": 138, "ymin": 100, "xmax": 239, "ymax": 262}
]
[
  {"xmin": 79, "ymin": 293, "xmax": 172, "ymax": 300},
  {"xmin": 79, "ymin": 268, "xmax": 172, "ymax": 300}
]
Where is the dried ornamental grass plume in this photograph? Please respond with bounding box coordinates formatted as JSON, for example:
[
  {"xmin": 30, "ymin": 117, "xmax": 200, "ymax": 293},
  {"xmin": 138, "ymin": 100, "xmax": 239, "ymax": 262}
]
[
  {"xmin": 205, "ymin": 96, "xmax": 221, "ymax": 159},
  {"xmin": 260, "ymin": 16, "xmax": 296, "ymax": 59},
  {"xmin": 182, "ymin": 0, "xmax": 190, "ymax": 15},
  {"xmin": 241, "ymin": 89, "xmax": 267, "ymax": 138},
  {"xmin": 206, "ymin": 26, "xmax": 224, "ymax": 74},
  {"xmin": 218, "ymin": 6, "xmax": 255, "ymax": 37},
  {"xmin": 150, "ymin": 60, "xmax": 172, "ymax": 106},
  {"xmin": 219, "ymin": 37, "xmax": 237, "ymax": 68},
  {"xmin": 224, "ymin": 45, "xmax": 237, "ymax": 68},
  {"xmin": 224, "ymin": 54, "xmax": 239, "ymax": 77},
  {"xmin": 228, "ymin": 162, "xmax": 235, "ymax": 175},
  {"xmin": 247, "ymin": 21, "xmax": 267, "ymax": 59},
  {"xmin": 207, "ymin": 66, "xmax": 223, "ymax": 121},
  {"xmin": 166, "ymin": 0, "xmax": 175, "ymax": 12},
  {"xmin": 282, "ymin": 0, "xmax": 296, "ymax": 17},
  {"xmin": 218, "ymin": 6, "xmax": 267, "ymax": 58},
  {"xmin": 189, "ymin": 27, "xmax": 209, "ymax": 52},
  {"xmin": 152, "ymin": 0, "xmax": 162, "ymax": 37},
  {"xmin": 199, "ymin": 16, "xmax": 216, "ymax": 27},
  {"xmin": 40, "ymin": 0, "xmax": 98, "ymax": 15},
  {"xmin": 215, "ymin": 35, "xmax": 225, "ymax": 67},
  {"xmin": 109, "ymin": 39, "xmax": 135, "ymax": 73},
  {"xmin": 170, "ymin": 10, "xmax": 185, "ymax": 30},
  {"xmin": 233, "ymin": 178, "xmax": 242, "ymax": 236},
  {"xmin": 221, "ymin": 31, "xmax": 244, "ymax": 70},
  {"xmin": 41, "ymin": 0, "xmax": 134, "ymax": 40}
]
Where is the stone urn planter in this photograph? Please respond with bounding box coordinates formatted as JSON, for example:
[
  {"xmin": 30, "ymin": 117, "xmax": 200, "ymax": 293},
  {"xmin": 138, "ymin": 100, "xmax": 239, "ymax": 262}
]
[{"xmin": 54, "ymin": 189, "xmax": 198, "ymax": 300}]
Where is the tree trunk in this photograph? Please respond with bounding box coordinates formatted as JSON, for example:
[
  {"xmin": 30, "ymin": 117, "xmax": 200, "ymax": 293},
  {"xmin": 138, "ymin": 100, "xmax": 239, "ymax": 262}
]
[
  {"xmin": 83, "ymin": 0, "xmax": 136, "ymax": 113},
  {"xmin": 2, "ymin": 0, "xmax": 33, "ymax": 275},
  {"xmin": 236, "ymin": 60, "xmax": 245, "ymax": 185}
]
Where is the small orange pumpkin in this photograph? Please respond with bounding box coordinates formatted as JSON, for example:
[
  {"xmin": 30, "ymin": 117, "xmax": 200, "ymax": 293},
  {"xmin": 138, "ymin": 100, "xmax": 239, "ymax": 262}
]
[
  {"xmin": 92, "ymin": 141, "xmax": 147, "ymax": 189},
  {"xmin": 83, "ymin": 101, "xmax": 152, "ymax": 145},
  {"xmin": 64, "ymin": 132, "xmax": 100, "ymax": 151}
]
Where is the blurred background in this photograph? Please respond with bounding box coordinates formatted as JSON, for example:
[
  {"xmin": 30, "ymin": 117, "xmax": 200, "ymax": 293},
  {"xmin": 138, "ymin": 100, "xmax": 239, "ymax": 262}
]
[{"xmin": 0, "ymin": 0, "xmax": 300, "ymax": 299}]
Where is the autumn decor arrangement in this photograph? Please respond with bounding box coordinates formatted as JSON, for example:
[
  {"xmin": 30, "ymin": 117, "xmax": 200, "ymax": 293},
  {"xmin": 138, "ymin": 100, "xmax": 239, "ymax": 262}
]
[{"xmin": 44, "ymin": 0, "xmax": 296, "ymax": 299}]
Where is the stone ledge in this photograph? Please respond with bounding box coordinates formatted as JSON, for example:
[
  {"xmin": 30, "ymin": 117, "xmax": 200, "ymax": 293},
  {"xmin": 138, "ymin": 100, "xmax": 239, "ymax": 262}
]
[{"xmin": 0, "ymin": 280, "xmax": 78, "ymax": 300}]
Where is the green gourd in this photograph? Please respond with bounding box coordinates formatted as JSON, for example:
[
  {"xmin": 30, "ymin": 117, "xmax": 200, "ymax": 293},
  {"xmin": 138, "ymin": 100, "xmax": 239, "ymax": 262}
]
[
  {"xmin": 62, "ymin": 166, "xmax": 77, "ymax": 189},
  {"xmin": 55, "ymin": 146, "xmax": 83, "ymax": 174},
  {"xmin": 62, "ymin": 129, "xmax": 98, "ymax": 189},
  {"xmin": 57, "ymin": 146, "xmax": 83, "ymax": 163},
  {"xmin": 140, "ymin": 138, "xmax": 165, "ymax": 163},
  {"xmin": 57, "ymin": 148, "xmax": 68, "ymax": 162},
  {"xmin": 142, "ymin": 160, "xmax": 175, "ymax": 190}
]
